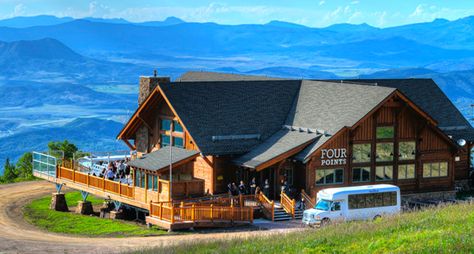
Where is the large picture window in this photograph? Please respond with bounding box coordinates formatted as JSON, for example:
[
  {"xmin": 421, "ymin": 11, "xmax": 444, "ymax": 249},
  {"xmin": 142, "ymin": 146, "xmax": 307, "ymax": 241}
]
[
  {"xmin": 423, "ymin": 162, "xmax": 448, "ymax": 178},
  {"xmin": 376, "ymin": 143, "xmax": 394, "ymax": 162},
  {"xmin": 399, "ymin": 141, "xmax": 416, "ymax": 160},
  {"xmin": 352, "ymin": 167, "xmax": 370, "ymax": 182},
  {"xmin": 352, "ymin": 144, "xmax": 371, "ymax": 163},
  {"xmin": 316, "ymin": 168, "xmax": 344, "ymax": 185},
  {"xmin": 160, "ymin": 119, "xmax": 185, "ymax": 148},
  {"xmin": 376, "ymin": 126, "xmax": 394, "ymax": 139},
  {"xmin": 398, "ymin": 164, "xmax": 415, "ymax": 180},
  {"xmin": 376, "ymin": 165, "xmax": 393, "ymax": 181}
]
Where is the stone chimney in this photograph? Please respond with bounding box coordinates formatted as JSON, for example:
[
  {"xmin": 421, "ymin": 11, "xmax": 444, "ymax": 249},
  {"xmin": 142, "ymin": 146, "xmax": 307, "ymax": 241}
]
[{"xmin": 138, "ymin": 72, "xmax": 170, "ymax": 105}]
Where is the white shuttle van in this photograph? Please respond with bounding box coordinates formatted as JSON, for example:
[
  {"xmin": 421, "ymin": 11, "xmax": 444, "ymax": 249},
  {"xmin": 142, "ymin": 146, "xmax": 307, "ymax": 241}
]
[{"xmin": 302, "ymin": 184, "xmax": 401, "ymax": 226}]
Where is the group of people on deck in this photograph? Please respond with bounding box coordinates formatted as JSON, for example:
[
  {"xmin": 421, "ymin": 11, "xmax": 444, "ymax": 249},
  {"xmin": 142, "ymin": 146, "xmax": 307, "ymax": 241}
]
[
  {"xmin": 92, "ymin": 159, "xmax": 132, "ymax": 185},
  {"xmin": 226, "ymin": 177, "xmax": 291, "ymax": 198}
]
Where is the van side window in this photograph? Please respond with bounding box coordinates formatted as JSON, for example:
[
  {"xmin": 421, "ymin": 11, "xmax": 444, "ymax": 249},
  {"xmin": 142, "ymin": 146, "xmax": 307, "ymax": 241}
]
[
  {"xmin": 332, "ymin": 202, "xmax": 341, "ymax": 211},
  {"xmin": 348, "ymin": 191, "xmax": 397, "ymax": 209}
]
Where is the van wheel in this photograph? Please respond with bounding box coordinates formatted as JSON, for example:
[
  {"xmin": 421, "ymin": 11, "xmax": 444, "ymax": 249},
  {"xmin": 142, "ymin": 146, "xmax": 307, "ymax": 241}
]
[
  {"xmin": 320, "ymin": 218, "xmax": 331, "ymax": 227},
  {"xmin": 373, "ymin": 215, "xmax": 382, "ymax": 221}
]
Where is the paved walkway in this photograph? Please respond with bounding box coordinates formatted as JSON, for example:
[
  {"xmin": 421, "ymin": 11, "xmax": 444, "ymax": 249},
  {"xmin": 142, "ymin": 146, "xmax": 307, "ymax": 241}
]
[{"xmin": 0, "ymin": 181, "xmax": 306, "ymax": 254}]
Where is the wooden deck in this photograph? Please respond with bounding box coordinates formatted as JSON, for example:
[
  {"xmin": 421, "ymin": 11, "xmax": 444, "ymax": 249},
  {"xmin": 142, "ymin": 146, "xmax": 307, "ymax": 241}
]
[{"xmin": 34, "ymin": 162, "xmax": 257, "ymax": 230}]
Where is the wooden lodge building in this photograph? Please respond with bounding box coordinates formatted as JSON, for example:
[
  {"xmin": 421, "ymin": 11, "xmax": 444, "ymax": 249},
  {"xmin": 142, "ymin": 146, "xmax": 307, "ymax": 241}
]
[
  {"xmin": 34, "ymin": 71, "xmax": 474, "ymax": 229},
  {"xmin": 118, "ymin": 71, "xmax": 474, "ymax": 202}
]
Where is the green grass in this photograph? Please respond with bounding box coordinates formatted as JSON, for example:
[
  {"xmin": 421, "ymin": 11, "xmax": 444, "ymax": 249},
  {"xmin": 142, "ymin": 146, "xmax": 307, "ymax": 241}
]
[
  {"xmin": 23, "ymin": 191, "xmax": 167, "ymax": 237},
  {"xmin": 133, "ymin": 202, "xmax": 474, "ymax": 254}
]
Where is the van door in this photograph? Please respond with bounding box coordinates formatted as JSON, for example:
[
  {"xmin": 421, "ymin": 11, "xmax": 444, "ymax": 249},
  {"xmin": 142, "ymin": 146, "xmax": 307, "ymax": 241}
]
[{"xmin": 330, "ymin": 201, "xmax": 344, "ymax": 222}]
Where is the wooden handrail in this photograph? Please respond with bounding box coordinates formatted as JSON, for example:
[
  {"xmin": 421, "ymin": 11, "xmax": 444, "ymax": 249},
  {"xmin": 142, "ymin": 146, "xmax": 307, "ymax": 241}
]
[
  {"xmin": 57, "ymin": 165, "xmax": 134, "ymax": 198},
  {"xmin": 258, "ymin": 192, "xmax": 275, "ymax": 221},
  {"xmin": 280, "ymin": 191, "xmax": 296, "ymax": 218},
  {"xmin": 149, "ymin": 201, "xmax": 253, "ymax": 224},
  {"xmin": 301, "ymin": 189, "xmax": 315, "ymax": 209}
]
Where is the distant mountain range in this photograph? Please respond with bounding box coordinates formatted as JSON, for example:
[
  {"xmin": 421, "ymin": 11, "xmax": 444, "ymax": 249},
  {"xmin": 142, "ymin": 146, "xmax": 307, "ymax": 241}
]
[
  {"xmin": 0, "ymin": 15, "xmax": 473, "ymax": 173},
  {"xmin": 0, "ymin": 118, "xmax": 127, "ymax": 175}
]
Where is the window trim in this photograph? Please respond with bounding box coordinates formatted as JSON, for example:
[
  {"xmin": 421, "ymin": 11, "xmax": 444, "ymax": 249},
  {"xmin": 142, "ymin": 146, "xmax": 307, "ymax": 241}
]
[
  {"xmin": 398, "ymin": 163, "xmax": 416, "ymax": 180},
  {"xmin": 375, "ymin": 165, "xmax": 393, "ymax": 182},
  {"xmin": 352, "ymin": 143, "xmax": 372, "ymax": 164},
  {"xmin": 375, "ymin": 142, "xmax": 394, "ymax": 162},
  {"xmin": 398, "ymin": 141, "xmax": 416, "ymax": 161},
  {"xmin": 352, "ymin": 167, "xmax": 371, "ymax": 183},
  {"xmin": 376, "ymin": 126, "xmax": 395, "ymax": 140},
  {"xmin": 315, "ymin": 168, "xmax": 344, "ymax": 185},
  {"xmin": 422, "ymin": 161, "xmax": 449, "ymax": 178}
]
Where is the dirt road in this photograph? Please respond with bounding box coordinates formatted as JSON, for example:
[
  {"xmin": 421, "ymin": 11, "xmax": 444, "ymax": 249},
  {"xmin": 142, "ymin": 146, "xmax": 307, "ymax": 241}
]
[{"xmin": 0, "ymin": 181, "xmax": 302, "ymax": 254}]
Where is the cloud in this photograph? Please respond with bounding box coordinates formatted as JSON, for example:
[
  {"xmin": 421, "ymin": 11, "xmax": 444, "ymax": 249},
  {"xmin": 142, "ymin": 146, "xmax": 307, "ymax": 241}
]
[
  {"xmin": 319, "ymin": 1, "xmax": 325, "ymax": 6},
  {"xmin": 12, "ymin": 3, "xmax": 26, "ymax": 17}
]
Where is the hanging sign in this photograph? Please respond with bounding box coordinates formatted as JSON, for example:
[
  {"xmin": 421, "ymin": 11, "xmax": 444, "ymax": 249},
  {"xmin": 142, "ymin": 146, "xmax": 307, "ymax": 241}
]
[{"xmin": 321, "ymin": 148, "xmax": 347, "ymax": 166}]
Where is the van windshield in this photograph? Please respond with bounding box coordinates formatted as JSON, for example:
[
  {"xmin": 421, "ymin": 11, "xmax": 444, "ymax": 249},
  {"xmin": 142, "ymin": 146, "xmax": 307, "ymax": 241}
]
[{"xmin": 315, "ymin": 199, "xmax": 332, "ymax": 211}]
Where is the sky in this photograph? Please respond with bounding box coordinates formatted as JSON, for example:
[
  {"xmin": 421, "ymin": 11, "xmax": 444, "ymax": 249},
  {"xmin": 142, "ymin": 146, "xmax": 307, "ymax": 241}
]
[{"xmin": 2, "ymin": 0, "xmax": 474, "ymax": 28}]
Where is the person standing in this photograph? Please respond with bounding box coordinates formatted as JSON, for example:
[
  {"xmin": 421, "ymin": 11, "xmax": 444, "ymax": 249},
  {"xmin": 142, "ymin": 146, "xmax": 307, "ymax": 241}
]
[
  {"xmin": 238, "ymin": 180, "xmax": 246, "ymax": 195},
  {"xmin": 263, "ymin": 179, "xmax": 270, "ymax": 197},
  {"xmin": 250, "ymin": 177, "xmax": 257, "ymax": 195}
]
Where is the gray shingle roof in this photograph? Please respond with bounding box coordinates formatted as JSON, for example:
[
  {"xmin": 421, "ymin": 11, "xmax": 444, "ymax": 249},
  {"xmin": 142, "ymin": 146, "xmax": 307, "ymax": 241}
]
[
  {"xmin": 343, "ymin": 79, "xmax": 474, "ymax": 141},
  {"xmin": 160, "ymin": 80, "xmax": 301, "ymax": 155},
  {"xmin": 293, "ymin": 134, "xmax": 332, "ymax": 162},
  {"xmin": 233, "ymin": 129, "xmax": 320, "ymax": 168},
  {"xmin": 288, "ymin": 80, "xmax": 395, "ymax": 161},
  {"xmin": 179, "ymin": 71, "xmax": 283, "ymax": 82},
  {"xmin": 127, "ymin": 147, "xmax": 199, "ymax": 171}
]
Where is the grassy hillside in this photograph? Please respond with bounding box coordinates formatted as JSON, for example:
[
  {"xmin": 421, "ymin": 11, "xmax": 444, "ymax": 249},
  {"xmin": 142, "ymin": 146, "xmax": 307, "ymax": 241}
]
[
  {"xmin": 133, "ymin": 202, "xmax": 474, "ymax": 253},
  {"xmin": 23, "ymin": 191, "xmax": 165, "ymax": 237}
]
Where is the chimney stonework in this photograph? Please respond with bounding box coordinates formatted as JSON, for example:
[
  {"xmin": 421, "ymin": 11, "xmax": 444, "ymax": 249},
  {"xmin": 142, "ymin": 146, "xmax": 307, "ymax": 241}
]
[{"xmin": 138, "ymin": 76, "xmax": 170, "ymax": 105}]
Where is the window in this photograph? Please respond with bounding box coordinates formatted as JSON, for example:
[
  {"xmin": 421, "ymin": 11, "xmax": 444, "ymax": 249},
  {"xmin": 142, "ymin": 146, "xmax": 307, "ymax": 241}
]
[
  {"xmin": 160, "ymin": 119, "xmax": 185, "ymax": 148},
  {"xmin": 153, "ymin": 175, "xmax": 158, "ymax": 191},
  {"xmin": 376, "ymin": 165, "xmax": 393, "ymax": 181},
  {"xmin": 376, "ymin": 143, "xmax": 394, "ymax": 162},
  {"xmin": 161, "ymin": 134, "xmax": 170, "ymax": 147},
  {"xmin": 376, "ymin": 126, "xmax": 394, "ymax": 139},
  {"xmin": 135, "ymin": 170, "xmax": 146, "ymax": 188},
  {"xmin": 398, "ymin": 164, "xmax": 415, "ymax": 180},
  {"xmin": 352, "ymin": 167, "xmax": 370, "ymax": 182},
  {"xmin": 352, "ymin": 144, "xmax": 371, "ymax": 163},
  {"xmin": 283, "ymin": 165, "xmax": 294, "ymax": 185},
  {"xmin": 316, "ymin": 168, "xmax": 344, "ymax": 185},
  {"xmin": 173, "ymin": 137, "xmax": 184, "ymax": 148},
  {"xmin": 399, "ymin": 141, "xmax": 416, "ymax": 160},
  {"xmin": 348, "ymin": 191, "xmax": 397, "ymax": 209},
  {"xmin": 174, "ymin": 120, "xmax": 183, "ymax": 132},
  {"xmin": 161, "ymin": 119, "xmax": 171, "ymax": 131},
  {"xmin": 331, "ymin": 202, "xmax": 341, "ymax": 211},
  {"xmin": 147, "ymin": 174, "xmax": 153, "ymax": 190},
  {"xmin": 423, "ymin": 162, "xmax": 448, "ymax": 178}
]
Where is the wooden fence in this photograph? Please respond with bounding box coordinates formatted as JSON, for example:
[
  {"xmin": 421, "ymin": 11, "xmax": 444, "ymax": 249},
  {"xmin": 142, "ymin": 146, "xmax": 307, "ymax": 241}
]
[
  {"xmin": 150, "ymin": 201, "xmax": 253, "ymax": 224},
  {"xmin": 58, "ymin": 166, "xmax": 134, "ymax": 198}
]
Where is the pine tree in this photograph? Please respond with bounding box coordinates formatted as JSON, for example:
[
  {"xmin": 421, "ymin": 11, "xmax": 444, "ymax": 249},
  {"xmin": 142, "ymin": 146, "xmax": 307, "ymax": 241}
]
[
  {"xmin": 3, "ymin": 158, "xmax": 17, "ymax": 183},
  {"xmin": 16, "ymin": 152, "xmax": 33, "ymax": 179}
]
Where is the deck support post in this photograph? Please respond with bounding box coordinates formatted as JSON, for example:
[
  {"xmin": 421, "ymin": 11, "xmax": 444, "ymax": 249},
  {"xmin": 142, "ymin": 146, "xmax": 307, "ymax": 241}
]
[
  {"xmin": 80, "ymin": 190, "xmax": 89, "ymax": 202},
  {"xmin": 55, "ymin": 183, "xmax": 64, "ymax": 194},
  {"xmin": 113, "ymin": 200, "xmax": 122, "ymax": 211},
  {"xmin": 50, "ymin": 192, "xmax": 68, "ymax": 212}
]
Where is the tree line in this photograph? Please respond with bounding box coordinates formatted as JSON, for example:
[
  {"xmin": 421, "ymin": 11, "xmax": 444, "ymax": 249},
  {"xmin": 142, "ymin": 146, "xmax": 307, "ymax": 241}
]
[{"xmin": 1, "ymin": 140, "xmax": 79, "ymax": 184}]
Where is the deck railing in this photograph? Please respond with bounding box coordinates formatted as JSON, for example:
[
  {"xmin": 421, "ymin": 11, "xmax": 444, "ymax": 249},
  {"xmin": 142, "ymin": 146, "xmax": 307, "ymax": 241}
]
[
  {"xmin": 149, "ymin": 201, "xmax": 253, "ymax": 224},
  {"xmin": 280, "ymin": 192, "xmax": 296, "ymax": 218},
  {"xmin": 57, "ymin": 166, "xmax": 134, "ymax": 198},
  {"xmin": 258, "ymin": 192, "xmax": 275, "ymax": 221},
  {"xmin": 301, "ymin": 189, "xmax": 315, "ymax": 209}
]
